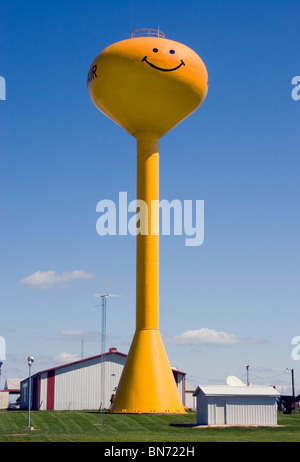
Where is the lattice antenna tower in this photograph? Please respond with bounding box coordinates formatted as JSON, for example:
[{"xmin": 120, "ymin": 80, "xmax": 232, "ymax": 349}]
[{"xmin": 94, "ymin": 293, "xmax": 120, "ymax": 422}]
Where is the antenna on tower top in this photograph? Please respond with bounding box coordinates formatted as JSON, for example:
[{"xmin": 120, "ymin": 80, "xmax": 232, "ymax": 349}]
[{"xmin": 94, "ymin": 293, "xmax": 121, "ymax": 355}]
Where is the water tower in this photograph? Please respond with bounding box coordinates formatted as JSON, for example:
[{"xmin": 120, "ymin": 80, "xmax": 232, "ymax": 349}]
[{"xmin": 88, "ymin": 29, "xmax": 208, "ymax": 413}]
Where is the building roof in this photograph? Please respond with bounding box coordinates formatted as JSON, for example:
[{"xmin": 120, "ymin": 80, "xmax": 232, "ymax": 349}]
[
  {"xmin": 193, "ymin": 385, "xmax": 280, "ymax": 397},
  {"xmin": 185, "ymin": 380, "xmax": 196, "ymax": 393},
  {"xmin": 171, "ymin": 366, "xmax": 186, "ymax": 376},
  {"xmin": 20, "ymin": 348, "xmax": 128, "ymax": 383},
  {"xmin": 4, "ymin": 379, "xmax": 21, "ymax": 392}
]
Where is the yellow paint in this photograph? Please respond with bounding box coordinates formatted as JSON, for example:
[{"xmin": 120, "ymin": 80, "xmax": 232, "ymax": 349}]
[
  {"xmin": 88, "ymin": 34, "xmax": 208, "ymax": 139},
  {"xmin": 88, "ymin": 30, "xmax": 208, "ymax": 413},
  {"xmin": 136, "ymin": 138, "xmax": 159, "ymax": 331}
]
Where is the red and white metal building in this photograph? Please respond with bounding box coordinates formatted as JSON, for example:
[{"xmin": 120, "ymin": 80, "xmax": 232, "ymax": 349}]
[{"xmin": 20, "ymin": 348, "xmax": 186, "ymax": 411}]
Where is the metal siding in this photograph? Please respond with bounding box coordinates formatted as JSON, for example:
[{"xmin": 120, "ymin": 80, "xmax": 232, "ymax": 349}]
[
  {"xmin": 54, "ymin": 354, "xmax": 126, "ymax": 410},
  {"xmin": 227, "ymin": 396, "xmax": 277, "ymax": 425},
  {"xmin": 47, "ymin": 370, "xmax": 55, "ymax": 410},
  {"xmin": 185, "ymin": 392, "xmax": 196, "ymax": 410},
  {"xmin": 207, "ymin": 397, "xmax": 216, "ymax": 425},
  {"xmin": 196, "ymin": 391, "xmax": 209, "ymax": 425},
  {"xmin": 20, "ymin": 378, "xmax": 29, "ymax": 409},
  {"xmin": 20, "ymin": 377, "xmax": 34, "ymax": 410},
  {"xmin": 176, "ymin": 374, "xmax": 185, "ymax": 405},
  {"xmin": 32, "ymin": 375, "xmax": 40, "ymax": 410},
  {"xmin": 39, "ymin": 373, "xmax": 48, "ymax": 410}
]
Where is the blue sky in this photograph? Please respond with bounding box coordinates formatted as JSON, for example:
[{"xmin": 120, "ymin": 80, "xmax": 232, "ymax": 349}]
[{"xmin": 1, "ymin": 0, "xmax": 299, "ymax": 395}]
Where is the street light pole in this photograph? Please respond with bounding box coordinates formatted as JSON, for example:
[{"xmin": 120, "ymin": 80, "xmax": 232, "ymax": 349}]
[{"xmin": 26, "ymin": 356, "xmax": 34, "ymax": 431}]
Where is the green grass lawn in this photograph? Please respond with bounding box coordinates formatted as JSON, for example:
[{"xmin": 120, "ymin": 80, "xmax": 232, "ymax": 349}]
[{"xmin": 0, "ymin": 410, "xmax": 300, "ymax": 442}]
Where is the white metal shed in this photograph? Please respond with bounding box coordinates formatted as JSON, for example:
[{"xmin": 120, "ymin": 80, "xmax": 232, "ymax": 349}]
[{"xmin": 193, "ymin": 385, "xmax": 279, "ymax": 426}]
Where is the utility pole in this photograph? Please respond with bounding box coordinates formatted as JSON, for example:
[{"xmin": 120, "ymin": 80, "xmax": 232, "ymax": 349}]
[{"xmin": 286, "ymin": 368, "xmax": 295, "ymax": 400}]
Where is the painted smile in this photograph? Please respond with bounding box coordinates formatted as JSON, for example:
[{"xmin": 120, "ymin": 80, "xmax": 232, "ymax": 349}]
[{"xmin": 142, "ymin": 56, "xmax": 185, "ymax": 72}]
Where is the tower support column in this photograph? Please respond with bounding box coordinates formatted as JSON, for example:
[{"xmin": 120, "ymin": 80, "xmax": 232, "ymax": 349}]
[
  {"xmin": 110, "ymin": 136, "xmax": 185, "ymax": 413},
  {"xmin": 136, "ymin": 137, "xmax": 159, "ymax": 331}
]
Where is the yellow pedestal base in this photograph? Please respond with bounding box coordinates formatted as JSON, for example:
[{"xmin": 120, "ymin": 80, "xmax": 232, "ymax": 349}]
[{"xmin": 110, "ymin": 329, "xmax": 185, "ymax": 414}]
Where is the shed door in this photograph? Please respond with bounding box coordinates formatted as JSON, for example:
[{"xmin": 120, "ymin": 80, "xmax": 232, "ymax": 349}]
[{"xmin": 216, "ymin": 399, "xmax": 226, "ymax": 424}]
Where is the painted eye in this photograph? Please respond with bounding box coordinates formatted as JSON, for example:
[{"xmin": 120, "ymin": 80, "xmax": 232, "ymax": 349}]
[
  {"xmin": 169, "ymin": 49, "xmax": 175, "ymax": 54},
  {"xmin": 153, "ymin": 48, "xmax": 159, "ymax": 53}
]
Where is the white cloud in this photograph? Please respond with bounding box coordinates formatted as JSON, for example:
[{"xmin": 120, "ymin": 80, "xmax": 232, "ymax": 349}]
[
  {"xmin": 166, "ymin": 328, "xmax": 266, "ymax": 346},
  {"xmin": 21, "ymin": 270, "xmax": 95, "ymax": 289},
  {"xmin": 58, "ymin": 330, "xmax": 100, "ymax": 342},
  {"xmin": 59, "ymin": 330, "xmax": 86, "ymax": 338},
  {"xmin": 53, "ymin": 352, "xmax": 80, "ymax": 364}
]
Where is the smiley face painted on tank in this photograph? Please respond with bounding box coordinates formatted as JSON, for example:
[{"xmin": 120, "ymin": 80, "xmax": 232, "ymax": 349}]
[
  {"xmin": 88, "ymin": 34, "xmax": 208, "ymax": 137},
  {"xmin": 142, "ymin": 47, "xmax": 185, "ymax": 72}
]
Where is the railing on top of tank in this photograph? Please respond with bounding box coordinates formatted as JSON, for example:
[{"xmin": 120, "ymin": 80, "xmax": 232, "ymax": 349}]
[{"xmin": 131, "ymin": 29, "xmax": 165, "ymax": 39}]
